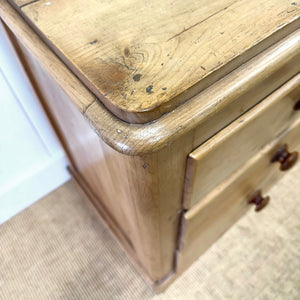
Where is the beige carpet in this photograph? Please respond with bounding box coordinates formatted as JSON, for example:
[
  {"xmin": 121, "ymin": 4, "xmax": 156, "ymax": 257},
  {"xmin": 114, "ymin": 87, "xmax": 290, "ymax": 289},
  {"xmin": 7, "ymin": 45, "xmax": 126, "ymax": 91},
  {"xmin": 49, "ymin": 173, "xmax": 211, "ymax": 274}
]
[{"xmin": 0, "ymin": 164, "xmax": 299, "ymax": 300}]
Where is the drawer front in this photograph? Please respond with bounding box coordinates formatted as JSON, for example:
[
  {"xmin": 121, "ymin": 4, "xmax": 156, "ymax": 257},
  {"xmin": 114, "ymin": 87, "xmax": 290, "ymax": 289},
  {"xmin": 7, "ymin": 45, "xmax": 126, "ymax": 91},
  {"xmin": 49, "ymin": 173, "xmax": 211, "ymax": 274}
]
[
  {"xmin": 178, "ymin": 118, "xmax": 300, "ymax": 271},
  {"xmin": 184, "ymin": 74, "xmax": 300, "ymax": 209}
]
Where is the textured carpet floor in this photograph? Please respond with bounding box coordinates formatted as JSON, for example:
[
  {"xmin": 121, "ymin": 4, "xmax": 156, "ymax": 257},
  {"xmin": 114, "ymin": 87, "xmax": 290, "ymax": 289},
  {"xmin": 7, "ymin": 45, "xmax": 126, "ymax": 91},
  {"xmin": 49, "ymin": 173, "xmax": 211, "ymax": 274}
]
[{"xmin": 0, "ymin": 164, "xmax": 299, "ymax": 299}]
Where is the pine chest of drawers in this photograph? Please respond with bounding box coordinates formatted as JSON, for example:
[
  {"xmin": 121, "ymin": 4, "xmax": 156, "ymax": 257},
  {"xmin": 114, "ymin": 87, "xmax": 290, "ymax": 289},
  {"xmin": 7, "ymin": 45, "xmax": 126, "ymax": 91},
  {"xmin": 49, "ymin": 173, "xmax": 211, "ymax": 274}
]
[{"xmin": 1, "ymin": 0, "xmax": 299, "ymax": 290}]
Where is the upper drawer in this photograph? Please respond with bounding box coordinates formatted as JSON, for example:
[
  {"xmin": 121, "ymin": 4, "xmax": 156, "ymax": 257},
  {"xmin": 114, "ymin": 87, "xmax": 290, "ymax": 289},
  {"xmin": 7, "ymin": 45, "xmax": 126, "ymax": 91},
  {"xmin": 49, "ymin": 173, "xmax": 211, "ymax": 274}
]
[{"xmin": 183, "ymin": 73, "xmax": 300, "ymax": 209}]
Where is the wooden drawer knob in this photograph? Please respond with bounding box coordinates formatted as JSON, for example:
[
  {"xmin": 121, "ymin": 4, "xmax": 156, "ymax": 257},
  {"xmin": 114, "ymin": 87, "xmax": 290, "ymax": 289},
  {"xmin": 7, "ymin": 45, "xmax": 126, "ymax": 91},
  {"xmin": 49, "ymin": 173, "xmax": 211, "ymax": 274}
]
[
  {"xmin": 271, "ymin": 144, "xmax": 298, "ymax": 171},
  {"xmin": 294, "ymin": 99, "xmax": 300, "ymax": 110},
  {"xmin": 248, "ymin": 190, "xmax": 270, "ymax": 212}
]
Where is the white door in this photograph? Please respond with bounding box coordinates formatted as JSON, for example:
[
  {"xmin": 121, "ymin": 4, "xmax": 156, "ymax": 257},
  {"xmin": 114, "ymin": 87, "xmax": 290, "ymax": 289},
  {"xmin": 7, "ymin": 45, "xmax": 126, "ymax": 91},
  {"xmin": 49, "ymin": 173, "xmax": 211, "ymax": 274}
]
[{"xmin": 0, "ymin": 23, "xmax": 70, "ymax": 224}]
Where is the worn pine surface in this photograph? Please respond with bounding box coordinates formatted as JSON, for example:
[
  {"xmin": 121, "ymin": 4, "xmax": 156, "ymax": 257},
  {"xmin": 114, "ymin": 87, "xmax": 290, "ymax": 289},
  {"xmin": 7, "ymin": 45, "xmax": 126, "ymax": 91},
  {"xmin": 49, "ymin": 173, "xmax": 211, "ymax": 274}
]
[
  {"xmin": 2, "ymin": 1, "xmax": 300, "ymax": 154},
  {"xmin": 9, "ymin": 30, "xmax": 193, "ymax": 282},
  {"xmin": 9, "ymin": 0, "xmax": 300, "ymax": 122}
]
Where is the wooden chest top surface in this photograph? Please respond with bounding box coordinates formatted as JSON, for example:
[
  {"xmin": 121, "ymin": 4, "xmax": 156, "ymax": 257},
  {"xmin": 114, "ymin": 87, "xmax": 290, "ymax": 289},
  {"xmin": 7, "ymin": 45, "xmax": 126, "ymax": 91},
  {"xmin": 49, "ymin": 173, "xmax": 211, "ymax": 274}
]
[{"xmin": 8, "ymin": 0, "xmax": 300, "ymax": 122}]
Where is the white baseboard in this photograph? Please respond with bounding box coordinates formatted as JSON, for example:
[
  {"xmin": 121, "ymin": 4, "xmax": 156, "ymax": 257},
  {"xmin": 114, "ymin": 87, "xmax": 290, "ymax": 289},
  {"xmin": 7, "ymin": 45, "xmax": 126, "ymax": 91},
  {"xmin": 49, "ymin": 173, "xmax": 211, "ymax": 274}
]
[{"xmin": 0, "ymin": 154, "xmax": 70, "ymax": 225}]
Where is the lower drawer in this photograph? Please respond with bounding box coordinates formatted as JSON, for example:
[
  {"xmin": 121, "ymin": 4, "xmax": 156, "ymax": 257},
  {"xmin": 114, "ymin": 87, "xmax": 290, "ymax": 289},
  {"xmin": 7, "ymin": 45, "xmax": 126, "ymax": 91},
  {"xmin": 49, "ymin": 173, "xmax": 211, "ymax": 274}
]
[{"xmin": 177, "ymin": 117, "xmax": 300, "ymax": 272}]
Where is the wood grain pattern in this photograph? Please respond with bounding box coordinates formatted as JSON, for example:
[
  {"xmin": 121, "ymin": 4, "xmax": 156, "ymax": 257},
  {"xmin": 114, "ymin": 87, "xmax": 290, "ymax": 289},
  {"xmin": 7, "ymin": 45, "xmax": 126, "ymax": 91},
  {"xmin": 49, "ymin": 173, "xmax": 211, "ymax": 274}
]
[
  {"xmin": 8, "ymin": 0, "xmax": 300, "ymax": 123},
  {"xmin": 8, "ymin": 29, "xmax": 195, "ymax": 282},
  {"xmin": 2, "ymin": 0, "xmax": 300, "ymax": 286},
  {"xmin": 1, "ymin": 1, "xmax": 299, "ymax": 155},
  {"xmin": 178, "ymin": 117, "xmax": 300, "ymax": 273},
  {"xmin": 184, "ymin": 74, "xmax": 300, "ymax": 208}
]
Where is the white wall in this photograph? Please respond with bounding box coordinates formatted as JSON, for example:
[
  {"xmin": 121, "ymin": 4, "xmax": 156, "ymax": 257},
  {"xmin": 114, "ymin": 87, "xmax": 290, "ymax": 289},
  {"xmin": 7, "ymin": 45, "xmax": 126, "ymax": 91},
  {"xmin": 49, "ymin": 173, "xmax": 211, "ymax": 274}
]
[{"xmin": 0, "ymin": 23, "xmax": 70, "ymax": 224}]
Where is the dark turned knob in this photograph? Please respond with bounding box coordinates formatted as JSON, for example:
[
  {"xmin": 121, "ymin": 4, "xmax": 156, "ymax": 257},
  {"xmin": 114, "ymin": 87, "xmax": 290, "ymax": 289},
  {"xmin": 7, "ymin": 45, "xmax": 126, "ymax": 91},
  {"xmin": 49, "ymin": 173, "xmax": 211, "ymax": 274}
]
[
  {"xmin": 271, "ymin": 144, "xmax": 298, "ymax": 171},
  {"xmin": 248, "ymin": 190, "xmax": 270, "ymax": 212},
  {"xmin": 294, "ymin": 99, "xmax": 300, "ymax": 110}
]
